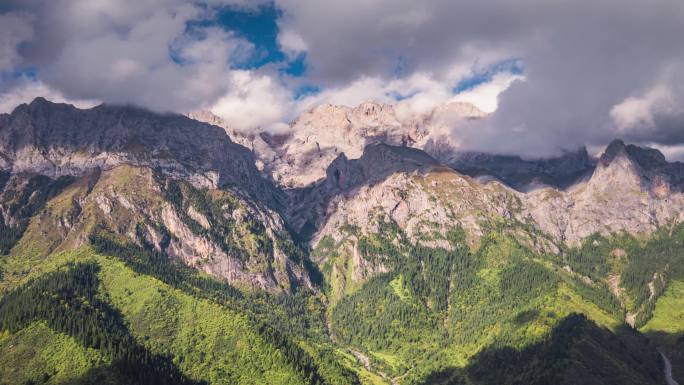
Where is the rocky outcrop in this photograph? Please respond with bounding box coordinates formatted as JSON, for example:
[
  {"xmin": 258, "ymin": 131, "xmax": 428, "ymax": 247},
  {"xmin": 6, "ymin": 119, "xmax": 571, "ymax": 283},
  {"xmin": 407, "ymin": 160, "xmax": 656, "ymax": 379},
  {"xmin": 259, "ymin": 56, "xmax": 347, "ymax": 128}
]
[
  {"xmin": 525, "ymin": 140, "xmax": 684, "ymax": 244},
  {"xmin": 0, "ymin": 172, "xmax": 75, "ymax": 254},
  {"xmin": 5, "ymin": 164, "xmax": 311, "ymax": 292},
  {"xmin": 448, "ymin": 147, "xmax": 595, "ymax": 191},
  {"xmin": 0, "ymin": 99, "xmax": 311, "ymax": 292},
  {"xmin": 190, "ymin": 101, "xmax": 485, "ymax": 188},
  {"xmin": 285, "ymin": 143, "xmax": 440, "ymax": 239},
  {"xmin": 0, "ymin": 98, "xmax": 284, "ymax": 211},
  {"xmin": 190, "ymin": 101, "xmax": 600, "ymax": 193},
  {"xmin": 5, "ymin": 98, "xmax": 684, "ymax": 295},
  {"xmin": 308, "ymin": 140, "xmax": 684, "ymax": 281}
]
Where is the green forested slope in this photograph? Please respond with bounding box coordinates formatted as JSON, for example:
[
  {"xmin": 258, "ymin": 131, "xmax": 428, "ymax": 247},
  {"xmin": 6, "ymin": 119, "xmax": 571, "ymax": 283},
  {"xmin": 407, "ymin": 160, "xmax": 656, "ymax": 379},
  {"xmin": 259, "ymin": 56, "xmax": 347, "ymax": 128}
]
[
  {"xmin": 0, "ymin": 247, "xmax": 358, "ymax": 385},
  {"xmin": 2, "ymin": 170, "xmax": 684, "ymax": 385}
]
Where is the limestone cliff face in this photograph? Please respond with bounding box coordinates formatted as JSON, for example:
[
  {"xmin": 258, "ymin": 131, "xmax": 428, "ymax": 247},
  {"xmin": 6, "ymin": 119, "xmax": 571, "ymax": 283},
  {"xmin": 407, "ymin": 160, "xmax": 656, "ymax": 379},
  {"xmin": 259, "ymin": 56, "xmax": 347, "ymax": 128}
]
[
  {"xmin": 2, "ymin": 165, "xmax": 310, "ymax": 292},
  {"xmin": 190, "ymin": 101, "xmax": 485, "ymax": 188},
  {"xmin": 284, "ymin": 143, "xmax": 441, "ymax": 239},
  {"xmin": 0, "ymin": 99, "xmax": 308, "ymax": 292},
  {"xmin": 190, "ymin": 101, "xmax": 599, "ymax": 192},
  {"xmin": 5, "ymin": 97, "xmax": 684, "ymax": 295},
  {"xmin": 305, "ymin": 140, "xmax": 684, "ymax": 286},
  {"xmin": 0, "ymin": 98, "xmax": 284, "ymax": 211},
  {"xmin": 524, "ymin": 140, "xmax": 684, "ymax": 245}
]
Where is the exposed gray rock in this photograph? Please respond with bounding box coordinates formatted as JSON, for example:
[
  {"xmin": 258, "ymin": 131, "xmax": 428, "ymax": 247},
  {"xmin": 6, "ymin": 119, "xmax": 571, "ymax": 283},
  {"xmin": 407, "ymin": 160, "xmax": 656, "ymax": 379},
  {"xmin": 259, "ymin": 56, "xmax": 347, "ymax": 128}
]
[
  {"xmin": 448, "ymin": 147, "xmax": 595, "ymax": 191},
  {"xmin": 285, "ymin": 143, "xmax": 439, "ymax": 239},
  {"xmin": 0, "ymin": 98, "xmax": 284, "ymax": 211}
]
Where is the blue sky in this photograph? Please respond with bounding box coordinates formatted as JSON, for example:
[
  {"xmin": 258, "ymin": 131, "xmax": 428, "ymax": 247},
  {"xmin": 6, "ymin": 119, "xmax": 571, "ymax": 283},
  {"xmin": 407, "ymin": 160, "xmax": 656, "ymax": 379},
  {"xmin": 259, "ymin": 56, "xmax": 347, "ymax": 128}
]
[
  {"xmin": 213, "ymin": 3, "xmax": 509, "ymax": 100},
  {"xmin": 213, "ymin": 3, "xmax": 306, "ymax": 77},
  {"xmin": 453, "ymin": 59, "xmax": 524, "ymax": 93}
]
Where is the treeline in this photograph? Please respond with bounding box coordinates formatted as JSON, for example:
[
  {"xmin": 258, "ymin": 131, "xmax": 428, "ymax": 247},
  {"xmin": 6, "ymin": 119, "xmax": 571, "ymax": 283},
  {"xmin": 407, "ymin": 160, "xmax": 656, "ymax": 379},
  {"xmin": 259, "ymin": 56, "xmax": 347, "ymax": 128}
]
[
  {"xmin": 0, "ymin": 262, "xmax": 200, "ymax": 385},
  {"xmin": 333, "ymin": 223, "xmax": 564, "ymax": 356},
  {"xmin": 89, "ymin": 225, "xmax": 359, "ymax": 385}
]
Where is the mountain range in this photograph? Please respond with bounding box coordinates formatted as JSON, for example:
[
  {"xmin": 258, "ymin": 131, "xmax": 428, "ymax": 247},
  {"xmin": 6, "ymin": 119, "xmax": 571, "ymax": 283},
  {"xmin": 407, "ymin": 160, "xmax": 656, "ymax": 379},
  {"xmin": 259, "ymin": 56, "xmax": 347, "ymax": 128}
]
[{"xmin": 1, "ymin": 97, "xmax": 684, "ymax": 385}]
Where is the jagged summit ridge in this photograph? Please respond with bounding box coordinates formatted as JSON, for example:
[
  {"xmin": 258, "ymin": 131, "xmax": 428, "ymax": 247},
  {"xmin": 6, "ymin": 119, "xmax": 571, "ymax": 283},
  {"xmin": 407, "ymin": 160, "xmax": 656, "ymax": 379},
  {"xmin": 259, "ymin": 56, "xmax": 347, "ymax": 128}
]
[
  {"xmin": 6, "ymin": 97, "xmax": 684, "ymax": 260},
  {"xmin": 1, "ymin": 98, "xmax": 284, "ymax": 210},
  {"xmin": 597, "ymin": 138, "xmax": 684, "ymax": 194},
  {"xmin": 190, "ymin": 101, "xmax": 485, "ymax": 188}
]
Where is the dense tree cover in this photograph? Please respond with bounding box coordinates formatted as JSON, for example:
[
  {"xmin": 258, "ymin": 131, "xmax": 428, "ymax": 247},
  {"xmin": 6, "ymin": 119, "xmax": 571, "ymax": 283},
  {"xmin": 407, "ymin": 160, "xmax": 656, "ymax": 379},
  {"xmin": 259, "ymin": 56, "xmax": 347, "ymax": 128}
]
[
  {"xmin": 334, "ymin": 226, "xmax": 476, "ymax": 357},
  {"xmin": 331, "ymin": 221, "xmax": 568, "ymax": 381},
  {"xmin": 568, "ymin": 279, "xmax": 624, "ymax": 319},
  {"xmin": 89, "ymin": 226, "xmax": 359, "ymax": 385},
  {"xmin": 447, "ymin": 233, "xmax": 560, "ymax": 348},
  {"xmin": 564, "ymin": 233, "xmax": 619, "ymax": 280},
  {"xmin": 332, "ymin": 273, "xmax": 442, "ymax": 351},
  {"xmin": 467, "ymin": 314, "xmax": 662, "ymax": 385},
  {"xmin": 0, "ymin": 174, "xmax": 74, "ymax": 254},
  {"xmin": 563, "ymin": 224, "xmax": 684, "ymax": 327},
  {"xmin": 412, "ymin": 314, "xmax": 664, "ymax": 385},
  {"xmin": 326, "ymin": 217, "xmax": 678, "ymax": 384},
  {"xmin": 500, "ymin": 260, "xmax": 557, "ymax": 301},
  {"xmin": 0, "ymin": 262, "xmax": 200, "ymax": 385}
]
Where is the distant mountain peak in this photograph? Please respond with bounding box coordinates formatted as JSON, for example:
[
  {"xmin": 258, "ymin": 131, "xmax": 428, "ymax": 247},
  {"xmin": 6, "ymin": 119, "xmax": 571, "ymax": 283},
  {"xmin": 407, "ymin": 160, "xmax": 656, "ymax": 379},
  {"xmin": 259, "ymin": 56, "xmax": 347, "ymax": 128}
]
[
  {"xmin": 600, "ymin": 139, "xmax": 627, "ymax": 164},
  {"xmin": 1, "ymin": 97, "xmax": 283, "ymax": 210},
  {"xmin": 600, "ymin": 139, "xmax": 668, "ymax": 170}
]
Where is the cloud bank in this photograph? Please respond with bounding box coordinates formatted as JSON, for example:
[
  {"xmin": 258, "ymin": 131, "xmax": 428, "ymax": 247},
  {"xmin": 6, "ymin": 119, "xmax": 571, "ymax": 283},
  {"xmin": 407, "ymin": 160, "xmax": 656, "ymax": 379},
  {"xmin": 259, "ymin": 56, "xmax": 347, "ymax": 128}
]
[{"xmin": 1, "ymin": 0, "xmax": 683, "ymax": 157}]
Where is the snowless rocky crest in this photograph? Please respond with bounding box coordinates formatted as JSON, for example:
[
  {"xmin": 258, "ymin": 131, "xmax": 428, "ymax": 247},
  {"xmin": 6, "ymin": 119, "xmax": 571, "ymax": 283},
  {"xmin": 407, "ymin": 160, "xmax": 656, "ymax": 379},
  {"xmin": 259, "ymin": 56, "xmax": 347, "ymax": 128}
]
[
  {"xmin": 191, "ymin": 100, "xmax": 684, "ymax": 260},
  {"xmin": 3, "ymin": 97, "xmax": 684, "ymax": 291}
]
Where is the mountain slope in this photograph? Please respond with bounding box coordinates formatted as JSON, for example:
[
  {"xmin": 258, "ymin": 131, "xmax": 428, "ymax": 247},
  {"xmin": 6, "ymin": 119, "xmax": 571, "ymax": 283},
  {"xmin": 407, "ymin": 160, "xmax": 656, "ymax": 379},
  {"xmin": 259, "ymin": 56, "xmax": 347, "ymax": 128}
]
[
  {"xmin": 0, "ymin": 97, "xmax": 283, "ymax": 210},
  {"xmin": 0, "ymin": 99, "xmax": 316, "ymax": 292},
  {"xmin": 2, "ymin": 98, "xmax": 684, "ymax": 385},
  {"xmin": 0, "ymin": 249, "xmax": 356, "ymax": 385}
]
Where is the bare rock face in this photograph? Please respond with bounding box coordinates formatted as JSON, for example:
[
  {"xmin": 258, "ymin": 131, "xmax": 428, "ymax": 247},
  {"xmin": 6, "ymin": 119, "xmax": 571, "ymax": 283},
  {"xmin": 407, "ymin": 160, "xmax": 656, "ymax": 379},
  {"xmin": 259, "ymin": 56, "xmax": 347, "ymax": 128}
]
[
  {"xmin": 284, "ymin": 143, "xmax": 440, "ymax": 239},
  {"xmin": 0, "ymin": 98, "xmax": 284, "ymax": 211},
  {"xmin": 186, "ymin": 110, "xmax": 277, "ymax": 173},
  {"xmin": 306, "ymin": 140, "xmax": 684, "ymax": 289},
  {"xmin": 190, "ymin": 101, "xmax": 596, "ymax": 193},
  {"xmin": 273, "ymin": 101, "xmax": 485, "ymax": 188},
  {"xmin": 6, "ymin": 97, "xmax": 684, "ymax": 295},
  {"xmin": 4, "ymin": 164, "xmax": 310, "ymax": 292},
  {"xmin": 0, "ymin": 99, "xmax": 309, "ymax": 292},
  {"xmin": 524, "ymin": 140, "xmax": 684, "ymax": 244},
  {"xmin": 190, "ymin": 101, "xmax": 485, "ymax": 189}
]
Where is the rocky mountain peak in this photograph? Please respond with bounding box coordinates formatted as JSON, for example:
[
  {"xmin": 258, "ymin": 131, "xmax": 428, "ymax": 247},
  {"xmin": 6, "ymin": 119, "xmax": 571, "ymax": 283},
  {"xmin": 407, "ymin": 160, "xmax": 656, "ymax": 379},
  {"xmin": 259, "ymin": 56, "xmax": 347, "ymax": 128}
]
[
  {"xmin": 1, "ymin": 98, "xmax": 284, "ymax": 211},
  {"xmin": 599, "ymin": 139, "xmax": 629, "ymax": 166},
  {"xmin": 449, "ymin": 146, "xmax": 595, "ymax": 191},
  {"xmin": 256, "ymin": 101, "xmax": 481, "ymax": 188},
  {"xmin": 324, "ymin": 143, "xmax": 438, "ymax": 191},
  {"xmin": 593, "ymin": 139, "xmax": 684, "ymax": 194},
  {"xmin": 600, "ymin": 139, "xmax": 668, "ymax": 170}
]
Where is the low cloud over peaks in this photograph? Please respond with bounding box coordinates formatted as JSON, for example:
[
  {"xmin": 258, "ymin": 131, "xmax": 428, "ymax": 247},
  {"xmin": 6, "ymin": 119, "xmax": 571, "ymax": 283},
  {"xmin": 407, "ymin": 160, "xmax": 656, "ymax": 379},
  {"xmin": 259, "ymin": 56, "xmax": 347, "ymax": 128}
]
[{"xmin": 1, "ymin": 0, "xmax": 683, "ymax": 156}]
